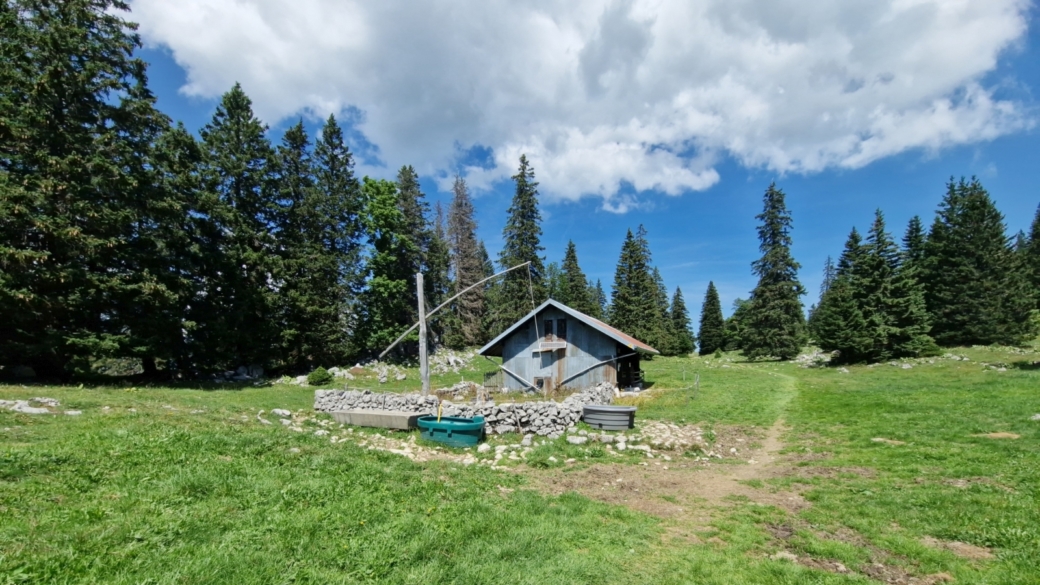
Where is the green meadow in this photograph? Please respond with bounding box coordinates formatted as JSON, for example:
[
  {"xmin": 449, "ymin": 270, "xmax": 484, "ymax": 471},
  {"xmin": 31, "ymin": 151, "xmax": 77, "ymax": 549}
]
[{"xmin": 2, "ymin": 344, "xmax": 1038, "ymax": 584}]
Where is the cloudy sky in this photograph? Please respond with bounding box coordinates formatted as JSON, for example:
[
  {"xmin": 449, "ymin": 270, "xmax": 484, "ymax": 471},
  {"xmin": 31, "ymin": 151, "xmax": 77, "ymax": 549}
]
[{"xmin": 130, "ymin": 0, "xmax": 1040, "ymax": 318}]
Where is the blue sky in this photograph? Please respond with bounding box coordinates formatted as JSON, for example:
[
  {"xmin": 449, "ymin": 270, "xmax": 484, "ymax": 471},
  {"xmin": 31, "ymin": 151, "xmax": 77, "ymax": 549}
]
[{"xmin": 133, "ymin": 0, "xmax": 1040, "ymax": 321}]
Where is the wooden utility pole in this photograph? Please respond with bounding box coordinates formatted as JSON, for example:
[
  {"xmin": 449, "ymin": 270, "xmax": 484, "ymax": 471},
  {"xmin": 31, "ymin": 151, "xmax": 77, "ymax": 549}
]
[{"xmin": 417, "ymin": 272, "xmax": 430, "ymax": 396}]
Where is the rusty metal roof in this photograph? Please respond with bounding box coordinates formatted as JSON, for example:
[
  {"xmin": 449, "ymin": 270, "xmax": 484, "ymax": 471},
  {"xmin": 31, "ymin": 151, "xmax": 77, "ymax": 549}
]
[{"xmin": 478, "ymin": 299, "xmax": 660, "ymax": 357}]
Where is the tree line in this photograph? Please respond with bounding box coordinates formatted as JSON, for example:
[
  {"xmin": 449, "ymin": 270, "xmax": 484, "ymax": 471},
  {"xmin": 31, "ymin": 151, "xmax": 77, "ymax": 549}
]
[
  {"xmin": 695, "ymin": 181, "xmax": 1040, "ymax": 362},
  {"xmin": 0, "ymin": 1, "xmax": 697, "ymax": 379}
]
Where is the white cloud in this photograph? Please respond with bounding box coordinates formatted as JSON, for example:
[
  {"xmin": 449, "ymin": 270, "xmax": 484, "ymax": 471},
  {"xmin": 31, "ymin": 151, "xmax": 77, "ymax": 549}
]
[{"xmin": 130, "ymin": 0, "xmax": 1032, "ymax": 209}]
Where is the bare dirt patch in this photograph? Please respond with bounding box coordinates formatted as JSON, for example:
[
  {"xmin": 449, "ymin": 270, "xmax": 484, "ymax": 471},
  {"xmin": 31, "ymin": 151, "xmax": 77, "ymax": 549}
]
[
  {"xmin": 527, "ymin": 419, "xmax": 810, "ymax": 519},
  {"xmin": 971, "ymin": 432, "xmax": 1020, "ymax": 439},
  {"xmin": 921, "ymin": 536, "xmax": 994, "ymax": 560}
]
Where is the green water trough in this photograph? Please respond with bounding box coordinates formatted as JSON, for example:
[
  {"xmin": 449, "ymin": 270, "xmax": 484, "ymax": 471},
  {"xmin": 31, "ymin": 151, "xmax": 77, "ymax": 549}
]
[{"xmin": 417, "ymin": 415, "xmax": 486, "ymax": 448}]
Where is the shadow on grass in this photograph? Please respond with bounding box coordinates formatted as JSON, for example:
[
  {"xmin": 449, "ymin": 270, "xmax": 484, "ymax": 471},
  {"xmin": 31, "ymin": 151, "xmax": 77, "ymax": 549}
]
[{"xmin": 1010, "ymin": 360, "xmax": 1040, "ymax": 371}]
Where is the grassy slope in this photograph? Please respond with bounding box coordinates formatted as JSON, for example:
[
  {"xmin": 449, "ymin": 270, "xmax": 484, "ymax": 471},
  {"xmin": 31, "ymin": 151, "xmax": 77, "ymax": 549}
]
[{"xmin": 1, "ymin": 346, "xmax": 1038, "ymax": 584}]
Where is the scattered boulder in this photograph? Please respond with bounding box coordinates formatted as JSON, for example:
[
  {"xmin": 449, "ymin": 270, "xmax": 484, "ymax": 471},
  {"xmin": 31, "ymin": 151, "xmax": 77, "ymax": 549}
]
[{"xmin": 271, "ymin": 409, "xmax": 292, "ymax": 418}]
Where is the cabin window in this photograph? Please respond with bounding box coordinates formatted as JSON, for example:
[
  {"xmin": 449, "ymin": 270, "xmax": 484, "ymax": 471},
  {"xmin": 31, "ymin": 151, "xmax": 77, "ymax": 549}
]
[
  {"xmin": 556, "ymin": 318, "xmax": 567, "ymax": 340},
  {"xmin": 543, "ymin": 319, "xmax": 554, "ymax": 340}
]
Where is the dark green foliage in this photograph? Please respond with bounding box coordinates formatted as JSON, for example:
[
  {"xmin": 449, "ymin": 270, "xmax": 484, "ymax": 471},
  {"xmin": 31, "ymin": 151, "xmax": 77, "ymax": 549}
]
[
  {"xmin": 560, "ymin": 241, "xmax": 597, "ymax": 315},
  {"xmin": 358, "ymin": 178, "xmax": 416, "ymax": 352},
  {"xmin": 698, "ymin": 282, "xmax": 725, "ymax": 355},
  {"xmin": 668, "ymin": 288, "xmax": 696, "ymax": 355},
  {"xmin": 492, "ymin": 155, "xmax": 546, "ymax": 334},
  {"xmin": 274, "ymin": 116, "xmax": 364, "ymax": 370},
  {"xmin": 609, "ymin": 226, "xmax": 663, "ymax": 348},
  {"xmin": 445, "ymin": 175, "xmax": 485, "ymax": 348},
  {"xmin": 723, "ymin": 299, "xmax": 751, "ymax": 351},
  {"xmin": 806, "ymin": 256, "xmax": 835, "ymax": 338},
  {"xmin": 0, "ymin": 0, "xmax": 175, "ymax": 378},
  {"xmin": 902, "ymin": 216, "xmax": 926, "ymax": 269},
  {"xmin": 1026, "ymin": 205, "xmax": 1040, "ymax": 311},
  {"xmin": 197, "ymin": 84, "xmax": 280, "ymax": 369},
  {"xmin": 545, "ymin": 262, "xmax": 564, "ymax": 301},
  {"xmin": 591, "ymin": 279, "xmax": 608, "ymax": 320},
  {"xmin": 922, "ymin": 178, "xmax": 1033, "ymax": 346},
  {"xmin": 813, "ymin": 275, "xmax": 872, "ymax": 363},
  {"xmin": 307, "ymin": 366, "xmax": 334, "ymax": 386},
  {"xmin": 425, "ymin": 203, "xmax": 452, "ymax": 345},
  {"xmin": 742, "ymin": 183, "xmax": 806, "ymax": 360},
  {"xmin": 855, "ymin": 210, "xmax": 900, "ymax": 361}
]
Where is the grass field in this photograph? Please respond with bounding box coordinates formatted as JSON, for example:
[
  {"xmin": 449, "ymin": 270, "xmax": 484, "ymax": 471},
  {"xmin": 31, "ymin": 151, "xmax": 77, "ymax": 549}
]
[{"xmin": 2, "ymin": 345, "xmax": 1038, "ymax": 584}]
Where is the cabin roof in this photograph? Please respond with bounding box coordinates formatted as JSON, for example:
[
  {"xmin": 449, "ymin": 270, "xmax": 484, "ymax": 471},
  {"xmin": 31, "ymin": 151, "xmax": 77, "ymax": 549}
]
[{"xmin": 477, "ymin": 299, "xmax": 660, "ymax": 357}]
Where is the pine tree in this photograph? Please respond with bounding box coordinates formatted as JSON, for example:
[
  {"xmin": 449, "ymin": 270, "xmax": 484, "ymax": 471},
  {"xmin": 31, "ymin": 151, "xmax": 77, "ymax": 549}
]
[
  {"xmin": 446, "ymin": 175, "xmax": 485, "ymax": 347},
  {"xmin": 723, "ymin": 299, "xmax": 751, "ymax": 351},
  {"xmin": 312, "ymin": 115, "xmax": 366, "ymax": 357},
  {"xmin": 855, "ymin": 210, "xmax": 900, "ymax": 361},
  {"xmin": 669, "ymin": 288, "xmax": 696, "ymax": 355},
  {"xmin": 493, "ymin": 155, "xmax": 546, "ymax": 334},
  {"xmin": 359, "ymin": 178, "xmax": 416, "ymax": 352},
  {"xmin": 425, "ymin": 202, "xmax": 452, "ymax": 345},
  {"xmin": 197, "ymin": 84, "xmax": 280, "ymax": 369},
  {"xmin": 0, "ymin": 0, "xmax": 175, "ymax": 377},
  {"xmin": 609, "ymin": 226, "xmax": 660, "ymax": 347},
  {"xmin": 922, "ymin": 178, "xmax": 1033, "ymax": 346},
  {"xmin": 591, "ymin": 279, "xmax": 608, "ymax": 320},
  {"xmin": 1025, "ymin": 205, "xmax": 1040, "ymax": 311},
  {"xmin": 813, "ymin": 274, "xmax": 872, "ymax": 363},
  {"xmin": 902, "ymin": 216, "xmax": 926, "ymax": 269},
  {"xmin": 807, "ymin": 256, "xmax": 836, "ymax": 339},
  {"xmin": 698, "ymin": 282, "xmax": 725, "ymax": 355},
  {"xmin": 814, "ymin": 228, "xmax": 872, "ymax": 362},
  {"xmin": 395, "ymin": 165, "xmax": 430, "ymax": 328},
  {"xmin": 560, "ymin": 241, "xmax": 597, "ymax": 315},
  {"xmin": 545, "ymin": 262, "xmax": 564, "ymax": 301},
  {"xmin": 743, "ymin": 183, "xmax": 806, "ymax": 360},
  {"xmin": 651, "ymin": 267, "xmax": 676, "ymax": 353}
]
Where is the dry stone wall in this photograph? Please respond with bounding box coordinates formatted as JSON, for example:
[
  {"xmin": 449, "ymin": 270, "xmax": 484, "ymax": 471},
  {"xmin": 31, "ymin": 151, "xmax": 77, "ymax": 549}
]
[{"xmin": 314, "ymin": 382, "xmax": 616, "ymax": 439}]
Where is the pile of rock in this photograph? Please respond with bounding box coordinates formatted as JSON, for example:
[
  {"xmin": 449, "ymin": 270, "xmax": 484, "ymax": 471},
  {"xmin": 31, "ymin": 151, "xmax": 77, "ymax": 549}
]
[
  {"xmin": 0, "ymin": 396, "xmax": 80, "ymax": 416},
  {"xmin": 793, "ymin": 348, "xmax": 834, "ymax": 368},
  {"xmin": 314, "ymin": 381, "xmax": 617, "ymax": 438},
  {"xmin": 429, "ymin": 349, "xmax": 476, "ymax": 374},
  {"xmin": 439, "ymin": 380, "xmax": 480, "ymax": 398}
]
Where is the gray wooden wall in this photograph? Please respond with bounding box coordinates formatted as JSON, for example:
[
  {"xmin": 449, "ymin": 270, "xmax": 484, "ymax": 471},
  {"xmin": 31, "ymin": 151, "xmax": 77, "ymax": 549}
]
[{"xmin": 501, "ymin": 307, "xmax": 620, "ymax": 391}]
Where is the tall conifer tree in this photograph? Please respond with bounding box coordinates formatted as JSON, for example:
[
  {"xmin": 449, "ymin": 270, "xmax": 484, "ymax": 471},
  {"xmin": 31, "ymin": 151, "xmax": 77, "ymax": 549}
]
[
  {"xmin": 198, "ymin": 84, "xmax": 279, "ymax": 368},
  {"xmin": 494, "ymin": 155, "xmax": 546, "ymax": 333},
  {"xmin": 609, "ymin": 226, "xmax": 659, "ymax": 347},
  {"xmin": 743, "ymin": 183, "xmax": 806, "ymax": 360},
  {"xmin": 698, "ymin": 282, "xmax": 725, "ymax": 355},
  {"xmin": 814, "ymin": 228, "xmax": 872, "ymax": 362},
  {"xmin": 669, "ymin": 288, "xmax": 696, "ymax": 355},
  {"xmin": 922, "ymin": 178, "xmax": 1033, "ymax": 345},
  {"xmin": 1025, "ymin": 205, "xmax": 1040, "ymax": 310},
  {"xmin": 560, "ymin": 241, "xmax": 596, "ymax": 315},
  {"xmin": 0, "ymin": 0, "xmax": 175, "ymax": 377},
  {"xmin": 446, "ymin": 175, "xmax": 485, "ymax": 347}
]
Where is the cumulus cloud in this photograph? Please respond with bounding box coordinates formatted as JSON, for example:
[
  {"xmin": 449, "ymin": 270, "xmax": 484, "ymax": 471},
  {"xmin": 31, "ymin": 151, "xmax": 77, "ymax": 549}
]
[{"xmin": 129, "ymin": 0, "xmax": 1032, "ymax": 209}]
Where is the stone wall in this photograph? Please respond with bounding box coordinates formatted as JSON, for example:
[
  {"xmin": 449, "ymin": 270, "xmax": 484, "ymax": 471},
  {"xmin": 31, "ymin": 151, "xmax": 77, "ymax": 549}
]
[{"xmin": 314, "ymin": 383, "xmax": 616, "ymax": 439}]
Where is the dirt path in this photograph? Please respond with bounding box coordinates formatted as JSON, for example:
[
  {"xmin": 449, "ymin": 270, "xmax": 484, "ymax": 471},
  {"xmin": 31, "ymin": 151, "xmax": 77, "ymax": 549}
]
[{"xmin": 527, "ymin": 418, "xmax": 809, "ymax": 536}]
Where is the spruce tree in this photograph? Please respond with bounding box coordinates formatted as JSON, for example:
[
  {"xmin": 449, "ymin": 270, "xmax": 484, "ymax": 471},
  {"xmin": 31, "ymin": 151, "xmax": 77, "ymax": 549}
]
[
  {"xmin": 359, "ymin": 178, "xmax": 416, "ymax": 352},
  {"xmin": 652, "ymin": 267, "xmax": 676, "ymax": 353},
  {"xmin": 698, "ymin": 282, "xmax": 725, "ymax": 355},
  {"xmin": 723, "ymin": 299, "xmax": 751, "ymax": 351},
  {"xmin": 855, "ymin": 210, "xmax": 900, "ymax": 361},
  {"xmin": 395, "ymin": 165, "xmax": 430, "ymax": 328},
  {"xmin": 902, "ymin": 216, "xmax": 926, "ymax": 269},
  {"xmin": 446, "ymin": 175, "xmax": 485, "ymax": 347},
  {"xmin": 198, "ymin": 84, "xmax": 280, "ymax": 368},
  {"xmin": 609, "ymin": 226, "xmax": 660, "ymax": 347},
  {"xmin": 560, "ymin": 241, "xmax": 597, "ymax": 315},
  {"xmin": 591, "ymin": 279, "xmax": 608, "ymax": 320},
  {"xmin": 545, "ymin": 262, "xmax": 564, "ymax": 301},
  {"xmin": 669, "ymin": 288, "xmax": 696, "ymax": 355},
  {"xmin": 312, "ymin": 114, "xmax": 366, "ymax": 357},
  {"xmin": 425, "ymin": 202, "xmax": 452, "ymax": 345},
  {"xmin": 493, "ymin": 155, "xmax": 546, "ymax": 333},
  {"xmin": 1026, "ymin": 205, "xmax": 1040, "ymax": 310},
  {"xmin": 922, "ymin": 178, "xmax": 1033, "ymax": 346},
  {"xmin": 807, "ymin": 256, "xmax": 836, "ymax": 339},
  {"xmin": 743, "ymin": 183, "xmax": 806, "ymax": 360},
  {"xmin": 814, "ymin": 228, "xmax": 872, "ymax": 361},
  {"xmin": 0, "ymin": 0, "xmax": 175, "ymax": 377}
]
